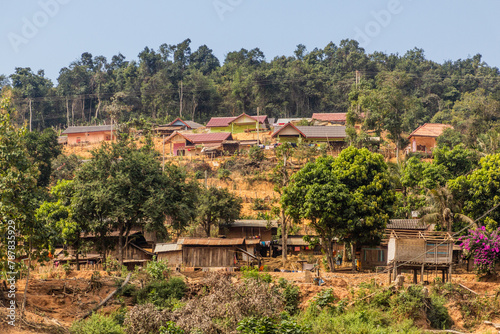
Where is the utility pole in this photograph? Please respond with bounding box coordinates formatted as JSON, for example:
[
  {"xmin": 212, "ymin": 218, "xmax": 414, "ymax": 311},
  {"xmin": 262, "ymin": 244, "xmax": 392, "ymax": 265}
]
[
  {"xmin": 162, "ymin": 135, "xmax": 165, "ymax": 172},
  {"xmin": 256, "ymin": 106, "xmax": 260, "ymax": 146},
  {"xmin": 29, "ymin": 99, "xmax": 32, "ymax": 132}
]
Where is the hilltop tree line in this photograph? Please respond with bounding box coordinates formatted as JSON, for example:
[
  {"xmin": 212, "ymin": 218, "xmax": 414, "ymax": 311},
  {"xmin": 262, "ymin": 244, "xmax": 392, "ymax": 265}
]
[{"xmin": 1, "ymin": 39, "xmax": 500, "ymax": 146}]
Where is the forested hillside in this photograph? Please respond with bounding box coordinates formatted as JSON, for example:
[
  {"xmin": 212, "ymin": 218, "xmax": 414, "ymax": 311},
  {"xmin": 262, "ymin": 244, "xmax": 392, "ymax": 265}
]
[{"xmin": 1, "ymin": 38, "xmax": 500, "ymax": 147}]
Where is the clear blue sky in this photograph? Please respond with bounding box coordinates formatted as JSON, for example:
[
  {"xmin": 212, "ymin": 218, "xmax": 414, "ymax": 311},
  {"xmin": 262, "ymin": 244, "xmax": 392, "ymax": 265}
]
[{"xmin": 2, "ymin": 0, "xmax": 499, "ymax": 83}]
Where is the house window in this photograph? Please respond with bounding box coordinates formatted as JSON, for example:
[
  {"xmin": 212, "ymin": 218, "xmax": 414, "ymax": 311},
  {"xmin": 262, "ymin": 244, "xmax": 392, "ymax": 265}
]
[
  {"xmin": 76, "ymin": 137, "xmax": 81, "ymax": 144},
  {"xmin": 378, "ymin": 250, "xmax": 385, "ymax": 262}
]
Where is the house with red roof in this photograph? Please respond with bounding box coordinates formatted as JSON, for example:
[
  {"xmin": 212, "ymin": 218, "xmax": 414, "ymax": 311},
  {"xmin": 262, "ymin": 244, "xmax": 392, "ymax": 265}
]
[
  {"xmin": 311, "ymin": 113, "xmax": 347, "ymax": 125},
  {"xmin": 405, "ymin": 123, "xmax": 453, "ymax": 155},
  {"xmin": 164, "ymin": 131, "xmax": 234, "ymax": 156},
  {"xmin": 206, "ymin": 113, "xmax": 268, "ymax": 133}
]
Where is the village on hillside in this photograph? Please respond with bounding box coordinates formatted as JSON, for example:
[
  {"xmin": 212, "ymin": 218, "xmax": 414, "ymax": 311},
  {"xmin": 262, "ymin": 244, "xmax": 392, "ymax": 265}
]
[{"xmin": 3, "ymin": 32, "xmax": 500, "ymax": 333}]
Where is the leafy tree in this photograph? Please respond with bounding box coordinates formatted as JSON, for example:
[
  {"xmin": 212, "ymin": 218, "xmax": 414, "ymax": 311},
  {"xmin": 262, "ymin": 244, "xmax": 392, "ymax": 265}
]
[
  {"xmin": 282, "ymin": 147, "xmax": 395, "ymax": 271},
  {"xmin": 72, "ymin": 139, "xmax": 196, "ymax": 264},
  {"xmin": 449, "ymin": 153, "xmax": 500, "ymax": 227},
  {"xmin": 36, "ymin": 180, "xmax": 87, "ymax": 269},
  {"xmin": 433, "ymin": 143, "xmax": 479, "ymax": 178},
  {"xmin": 421, "ymin": 186, "xmax": 474, "ymax": 232},
  {"xmin": 25, "ymin": 128, "xmax": 62, "ymax": 187},
  {"xmin": 0, "ymin": 97, "xmax": 52, "ymax": 315},
  {"xmin": 50, "ymin": 153, "xmax": 82, "ymax": 184},
  {"xmin": 272, "ymin": 143, "xmax": 295, "ymax": 264},
  {"xmin": 196, "ymin": 186, "xmax": 242, "ymax": 237}
]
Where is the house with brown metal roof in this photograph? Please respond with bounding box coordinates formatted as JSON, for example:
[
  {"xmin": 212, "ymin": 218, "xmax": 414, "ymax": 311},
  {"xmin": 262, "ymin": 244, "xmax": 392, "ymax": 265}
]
[
  {"xmin": 61, "ymin": 125, "xmax": 115, "ymax": 145},
  {"xmin": 405, "ymin": 123, "xmax": 453, "ymax": 155},
  {"xmin": 311, "ymin": 113, "xmax": 347, "ymax": 125},
  {"xmin": 164, "ymin": 131, "xmax": 234, "ymax": 156},
  {"xmin": 271, "ymin": 123, "xmax": 347, "ymax": 146},
  {"xmin": 155, "ymin": 118, "xmax": 204, "ymax": 136},
  {"xmin": 206, "ymin": 113, "xmax": 269, "ymax": 133}
]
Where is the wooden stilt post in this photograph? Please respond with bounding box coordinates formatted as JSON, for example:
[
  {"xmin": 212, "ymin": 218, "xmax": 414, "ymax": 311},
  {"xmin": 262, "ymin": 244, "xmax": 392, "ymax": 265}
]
[
  {"xmin": 388, "ymin": 264, "xmax": 392, "ymax": 285},
  {"xmin": 421, "ymin": 263, "xmax": 425, "ymax": 284},
  {"xmin": 413, "ymin": 269, "xmax": 417, "ymax": 284},
  {"xmin": 448, "ymin": 265, "xmax": 452, "ymax": 283},
  {"xmin": 442, "ymin": 269, "xmax": 445, "ymax": 282}
]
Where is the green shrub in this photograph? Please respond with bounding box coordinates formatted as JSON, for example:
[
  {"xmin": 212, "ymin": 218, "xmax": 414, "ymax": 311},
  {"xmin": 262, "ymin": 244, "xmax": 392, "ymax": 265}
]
[
  {"xmin": 159, "ymin": 321, "xmax": 185, "ymax": 334},
  {"xmin": 237, "ymin": 315, "xmax": 309, "ymax": 334},
  {"xmin": 135, "ymin": 277, "xmax": 186, "ymax": 309},
  {"xmin": 241, "ymin": 267, "xmax": 272, "ymax": 283},
  {"xmin": 248, "ymin": 145, "xmax": 265, "ymax": 162},
  {"xmin": 194, "ymin": 170, "xmax": 204, "ymax": 179},
  {"xmin": 217, "ymin": 168, "xmax": 231, "ymax": 180},
  {"xmin": 427, "ymin": 294, "xmax": 452, "ymax": 329},
  {"xmin": 278, "ymin": 278, "xmax": 300, "ymax": 315},
  {"xmin": 145, "ymin": 256, "xmax": 170, "ymax": 281},
  {"xmin": 70, "ymin": 313, "xmax": 124, "ymax": 334},
  {"xmin": 311, "ymin": 288, "xmax": 337, "ymax": 310},
  {"xmin": 252, "ymin": 198, "xmax": 270, "ymax": 211},
  {"xmin": 391, "ymin": 285, "xmax": 425, "ymax": 319}
]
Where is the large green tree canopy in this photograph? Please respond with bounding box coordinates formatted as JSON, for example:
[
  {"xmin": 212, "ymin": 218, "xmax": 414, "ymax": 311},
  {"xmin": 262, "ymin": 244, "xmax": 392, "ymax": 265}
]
[{"xmin": 282, "ymin": 146, "xmax": 395, "ymax": 271}]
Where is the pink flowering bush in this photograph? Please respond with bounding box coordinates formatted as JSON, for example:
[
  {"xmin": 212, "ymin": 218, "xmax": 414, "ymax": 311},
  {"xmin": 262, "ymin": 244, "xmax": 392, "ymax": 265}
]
[{"xmin": 459, "ymin": 226, "xmax": 500, "ymax": 275}]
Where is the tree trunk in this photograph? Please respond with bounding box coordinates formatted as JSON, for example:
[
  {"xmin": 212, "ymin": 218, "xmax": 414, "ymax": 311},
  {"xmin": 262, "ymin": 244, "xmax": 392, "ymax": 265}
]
[
  {"xmin": 21, "ymin": 237, "xmax": 32, "ymax": 317},
  {"xmin": 118, "ymin": 224, "xmax": 124, "ymax": 265},
  {"xmin": 179, "ymin": 80, "xmax": 183, "ymax": 117},
  {"xmin": 281, "ymin": 209, "xmax": 288, "ymax": 267},
  {"xmin": 205, "ymin": 215, "xmax": 212, "ymax": 237},
  {"xmin": 71, "ymin": 100, "xmax": 74, "ymax": 126},
  {"xmin": 191, "ymin": 95, "xmax": 197, "ymax": 121},
  {"xmin": 324, "ymin": 238, "xmax": 335, "ymax": 272},
  {"xmin": 66, "ymin": 99, "xmax": 70, "ymax": 126},
  {"xmin": 75, "ymin": 236, "xmax": 81, "ymax": 271},
  {"xmin": 95, "ymin": 98, "xmax": 101, "ymax": 120},
  {"xmin": 81, "ymin": 98, "xmax": 85, "ymax": 121},
  {"xmin": 351, "ymin": 243, "xmax": 357, "ymax": 271}
]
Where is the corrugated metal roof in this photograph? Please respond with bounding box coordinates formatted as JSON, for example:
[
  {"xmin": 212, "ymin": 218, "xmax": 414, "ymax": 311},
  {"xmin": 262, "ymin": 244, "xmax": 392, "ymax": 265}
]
[
  {"xmin": 178, "ymin": 238, "xmax": 245, "ymax": 246},
  {"xmin": 274, "ymin": 118, "xmax": 309, "ymax": 124},
  {"xmin": 387, "ymin": 219, "xmax": 428, "ymax": 230},
  {"xmin": 168, "ymin": 118, "xmax": 203, "ymax": 129},
  {"xmin": 230, "ymin": 220, "xmax": 278, "ymax": 228},
  {"xmin": 408, "ymin": 123, "xmax": 453, "ymax": 138},
  {"xmin": 184, "ymin": 120, "xmax": 203, "ymax": 129},
  {"xmin": 312, "ymin": 113, "xmax": 347, "ymax": 122},
  {"xmin": 206, "ymin": 114, "xmax": 267, "ymax": 127},
  {"xmin": 272, "ymin": 124, "xmax": 346, "ymax": 139},
  {"xmin": 183, "ymin": 132, "xmax": 232, "ymax": 143},
  {"xmin": 165, "ymin": 132, "xmax": 232, "ymax": 144},
  {"xmin": 154, "ymin": 243, "xmax": 182, "ymax": 253},
  {"xmin": 62, "ymin": 125, "xmax": 113, "ymax": 134},
  {"xmin": 206, "ymin": 117, "xmax": 236, "ymax": 127},
  {"xmin": 278, "ymin": 237, "xmax": 310, "ymax": 246}
]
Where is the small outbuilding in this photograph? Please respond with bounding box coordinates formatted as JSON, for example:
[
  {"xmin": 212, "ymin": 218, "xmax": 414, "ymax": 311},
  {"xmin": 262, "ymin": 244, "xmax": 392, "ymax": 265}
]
[
  {"xmin": 178, "ymin": 238, "xmax": 246, "ymax": 268},
  {"xmin": 154, "ymin": 243, "xmax": 183, "ymax": 266},
  {"xmin": 387, "ymin": 230, "xmax": 454, "ymax": 283}
]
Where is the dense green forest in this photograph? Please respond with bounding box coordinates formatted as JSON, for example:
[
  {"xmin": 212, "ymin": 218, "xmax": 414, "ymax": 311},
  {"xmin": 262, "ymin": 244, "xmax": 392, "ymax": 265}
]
[{"xmin": 1, "ymin": 38, "xmax": 500, "ymax": 144}]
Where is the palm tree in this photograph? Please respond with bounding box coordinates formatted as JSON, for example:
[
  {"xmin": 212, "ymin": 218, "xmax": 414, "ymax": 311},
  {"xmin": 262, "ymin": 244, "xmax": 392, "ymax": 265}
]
[{"xmin": 421, "ymin": 186, "xmax": 474, "ymax": 232}]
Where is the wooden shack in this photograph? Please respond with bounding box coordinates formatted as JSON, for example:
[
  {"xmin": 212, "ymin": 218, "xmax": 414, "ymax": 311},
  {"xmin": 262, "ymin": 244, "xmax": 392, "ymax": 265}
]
[
  {"xmin": 387, "ymin": 230, "xmax": 454, "ymax": 283},
  {"xmin": 222, "ymin": 220, "xmax": 278, "ymax": 241},
  {"xmin": 178, "ymin": 238, "xmax": 246, "ymax": 268},
  {"xmin": 154, "ymin": 243, "xmax": 183, "ymax": 266},
  {"xmin": 360, "ymin": 219, "xmax": 429, "ymax": 270}
]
